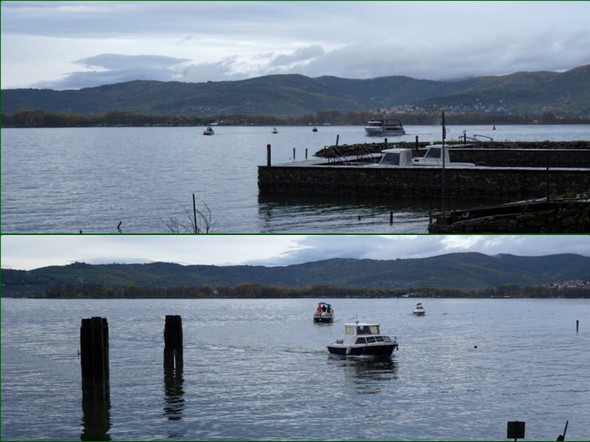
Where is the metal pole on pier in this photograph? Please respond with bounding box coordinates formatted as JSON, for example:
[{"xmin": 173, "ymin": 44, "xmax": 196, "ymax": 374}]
[
  {"xmin": 441, "ymin": 111, "xmax": 447, "ymax": 217},
  {"xmin": 192, "ymin": 193, "xmax": 198, "ymax": 234}
]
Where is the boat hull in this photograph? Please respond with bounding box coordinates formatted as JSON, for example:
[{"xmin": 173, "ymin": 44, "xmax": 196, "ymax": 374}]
[
  {"xmin": 314, "ymin": 316, "xmax": 334, "ymax": 323},
  {"xmin": 365, "ymin": 128, "xmax": 405, "ymax": 136},
  {"xmin": 327, "ymin": 343, "xmax": 395, "ymax": 357}
]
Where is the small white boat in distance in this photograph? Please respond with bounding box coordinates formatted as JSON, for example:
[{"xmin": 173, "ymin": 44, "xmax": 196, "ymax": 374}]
[
  {"xmin": 327, "ymin": 322, "xmax": 398, "ymax": 357},
  {"xmin": 313, "ymin": 302, "xmax": 334, "ymax": 323},
  {"xmin": 203, "ymin": 126, "xmax": 214, "ymax": 136},
  {"xmin": 272, "ymin": 127, "xmax": 278, "ymax": 134},
  {"xmin": 365, "ymin": 118, "xmax": 405, "ymax": 136},
  {"xmin": 413, "ymin": 303, "xmax": 425, "ymax": 316}
]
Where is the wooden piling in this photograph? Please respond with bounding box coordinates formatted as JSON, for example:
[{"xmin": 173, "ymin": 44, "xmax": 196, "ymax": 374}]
[
  {"xmin": 576, "ymin": 320, "xmax": 579, "ymax": 332},
  {"xmin": 389, "ymin": 211, "xmax": 393, "ymax": 224},
  {"xmin": 267, "ymin": 144, "xmax": 271, "ymax": 166},
  {"xmin": 305, "ymin": 148, "xmax": 308, "ymax": 160},
  {"xmin": 293, "ymin": 148, "xmax": 296, "ymax": 160},
  {"xmin": 80, "ymin": 317, "xmax": 110, "ymax": 400},
  {"xmin": 164, "ymin": 315, "xmax": 183, "ymax": 371}
]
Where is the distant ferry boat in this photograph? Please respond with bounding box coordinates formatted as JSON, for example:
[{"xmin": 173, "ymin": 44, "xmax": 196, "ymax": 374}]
[{"xmin": 365, "ymin": 118, "xmax": 406, "ymax": 136}]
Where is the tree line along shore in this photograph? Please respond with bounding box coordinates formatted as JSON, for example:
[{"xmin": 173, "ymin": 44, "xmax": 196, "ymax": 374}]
[
  {"xmin": 4, "ymin": 282, "xmax": 589, "ymax": 299},
  {"xmin": 2, "ymin": 109, "xmax": 589, "ymax": 128}
]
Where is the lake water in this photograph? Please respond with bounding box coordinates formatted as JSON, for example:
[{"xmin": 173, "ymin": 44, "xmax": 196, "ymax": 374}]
[
  {"xmin": 2, "ymin": 125, "xmax": 589, "ymax": 233},
  {"xmin": 1, "ymin": 298, "xmax": 589, "ymax": 440}
]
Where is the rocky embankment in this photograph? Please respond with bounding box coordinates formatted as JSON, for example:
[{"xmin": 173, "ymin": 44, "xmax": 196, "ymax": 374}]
[{"xmin": 314, "ymin": 140, "xmax": 590, "ymax": 158}]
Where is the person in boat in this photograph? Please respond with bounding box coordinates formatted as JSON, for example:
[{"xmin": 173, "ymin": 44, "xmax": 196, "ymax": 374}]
[{"xmin": 316, "ymin": 304, "xmax": 323, "ymax": 313}]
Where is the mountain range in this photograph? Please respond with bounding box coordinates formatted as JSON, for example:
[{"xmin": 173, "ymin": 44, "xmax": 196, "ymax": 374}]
[
  {"xmin": 2, "ymin": 65, "xmax": 589, "ymax": 117},
  {"xmin": 3, "ymin": 253, "xmax": 589, "ymax": 297}
]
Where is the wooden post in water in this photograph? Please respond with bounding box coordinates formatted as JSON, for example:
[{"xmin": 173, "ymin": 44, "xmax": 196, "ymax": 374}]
[
  {"xmin": 164, "ymin": 315, "xmax": 183, "ymax": 372},
  {"xmin": 305, "ymin": 148, "xmax": 308, "ymax": 160},
  {"xmin": 293, "ymin": 148, "xmax": 296, "ymax": 160},
  {"xmin": 80, "ymin": 317, "xmax": 110, "ymax": 400},
  {"xmin": 576, "ymin": 320, "xmax": 579, "ymax": 332},
  {"xmin": 266, "ymin": 144, "xmax": 271, "ymax": 167}
]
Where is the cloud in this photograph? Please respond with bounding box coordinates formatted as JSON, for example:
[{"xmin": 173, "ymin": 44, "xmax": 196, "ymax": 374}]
[
  {"xmin": 4, "ymin": 1, "xmax": 590, "ymax": 89},
  {"xmin": 268, "ymin": 46, "xmax": 325, "ymax": 69},
  {"xmin": 2, "ymin": 234, "xmax": 590, "ymax": 272},
  {"xmin": 34, "ymin": 53, "xmax": 191, "ymax": 89},
  {"xmin": 180, "ymin": 57, "xmax": 250, "ymax": 83}
]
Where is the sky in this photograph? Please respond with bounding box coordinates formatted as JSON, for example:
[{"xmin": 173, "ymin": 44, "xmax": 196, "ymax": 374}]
[
  {"xmin": 2, "ymin": 234, "xmax": 589, "ymax": 271},
  {"xmin": 2, "ymin": 1, "xmax": 590, "ymax": 90}
]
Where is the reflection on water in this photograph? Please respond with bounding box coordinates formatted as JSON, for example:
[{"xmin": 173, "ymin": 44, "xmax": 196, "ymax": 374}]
[
  {"xmin": 329, "ymin": 355, "xmax": 399, "ymax": 395},
  {"xmin": 163, "ymin": 367, "xmax": 185, "ymax": 422},
  {"xmin": 80, "ymin": 398, "xmax": 111, "ymax": 441},
  {"xmin": 258, "ymin": 194, "xmax": 449, "ymax": 233}
]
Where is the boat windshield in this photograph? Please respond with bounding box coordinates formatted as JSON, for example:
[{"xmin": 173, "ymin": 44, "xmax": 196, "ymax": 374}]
[
  {"xmin": 356, "ymin": 325, "xmax": 380, "ymax": 335},
  {"xmin": 379, "ymin": 152, "xmax": 401, "ymax": 166},
  {"xmin": 425, "ymin": 147, "xmax": 442, "ymax": 159}
]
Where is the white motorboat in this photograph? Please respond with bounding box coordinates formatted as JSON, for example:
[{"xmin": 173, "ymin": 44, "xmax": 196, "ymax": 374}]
[
  {"xmin": 412, "ymin": 303, "xmax": 425, "ymax": 316},
  {"xmin": 203, "ymin": 126, "xmax": 214, "ymax": 136},
  {"xmin": 272, "ymin": 127, "xmax": 278, "ymax": 134},
  {"xmin": 327, "ymin": 322, "xmax": 398, "ymax": 357},
  {"xmin": 313, "ymin": 302, "xmax": 334, "ymax": 323},
  {"xmin": 365, "ymin": 118, "xmax": 405, "ymax": 136}
]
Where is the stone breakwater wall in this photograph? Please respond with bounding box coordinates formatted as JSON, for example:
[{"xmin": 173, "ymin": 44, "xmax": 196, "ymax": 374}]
[
  {"xmin": 258, "ymin": 164, "xmax": 590, "ymax": 202},
  {"xmin": 315, "ymin": 141, "xmax": 590, "ymax": 167},
  {"xmin": 429, "ymin": 201, "xmax": 590, "ymax": 233},
  {"xmin": 448, "ymin": 148, "xmax": 590, "ymax": 167}
]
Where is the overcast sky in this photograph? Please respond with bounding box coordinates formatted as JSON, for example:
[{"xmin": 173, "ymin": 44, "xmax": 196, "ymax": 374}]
[
  {"xmin": 2, "ymin": 234, "xmax": 589, "ymax": 271},
  {"xmin": 2, "ymin": 1, "xmax": 590, "ymax": 90}
]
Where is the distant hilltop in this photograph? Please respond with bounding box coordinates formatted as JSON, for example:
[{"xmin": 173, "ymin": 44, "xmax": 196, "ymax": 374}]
[
  {"xmin": 2, "ymin": 65, "xmax": 589, "ymax": 118},
  {"xmin": 3, "ymin": 253, "xmax": 590, "ymax": 298}
]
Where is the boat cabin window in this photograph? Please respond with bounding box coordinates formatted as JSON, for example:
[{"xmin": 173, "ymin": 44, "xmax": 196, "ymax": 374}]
[
  {"xmin": 355, "ymin": 337, "xmax": 367, "ymax": 344},
  {"xmin": 379, "ymin": 152, "xmax": 401, "ymax": 166},
  {"xmin": 366, "ymin": 336, "xmax": 376, "ymax": 343},
  {"xmin": 425, "ymin": 147, "xmax": 442, "ymax": 159},
  {"xmin": 356, "ymin": 325, "xmax": 380, "ymax": 335}
]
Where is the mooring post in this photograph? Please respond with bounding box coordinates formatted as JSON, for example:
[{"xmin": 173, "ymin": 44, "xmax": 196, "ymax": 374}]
[
  {"xmin": 389, "ymin": 211, "xmax": 393, "ymax": 225},
  {"xmin": 266, "ymin": 144, "xmax": 271, "ymax": 167},
  {"xmin": 305, "ymin": 148, "xmax": 308, "ymax": 160},
  {"xmin": 576, "ymin": 320, "xmax": 579, "ymax": 332},
  {"xmin": 293, "ymin": 147, "xmax": 296, "ymax": 160},
  {"xmin": 80, "ymin": 317, "xmax": 110, "ymax": 400},
  {"xmin": 164, "ymin": 315, "xmax": 183, "ymax": 372}
]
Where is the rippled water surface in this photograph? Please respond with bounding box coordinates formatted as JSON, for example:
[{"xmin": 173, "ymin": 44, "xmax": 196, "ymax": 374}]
[
  {"xmin": 2, "ymin": 125, "xmax": 589, "ymax": 233},
  {"xmin": 2, "ymin": 298, "xmax": 589, "ymax": 440}
]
